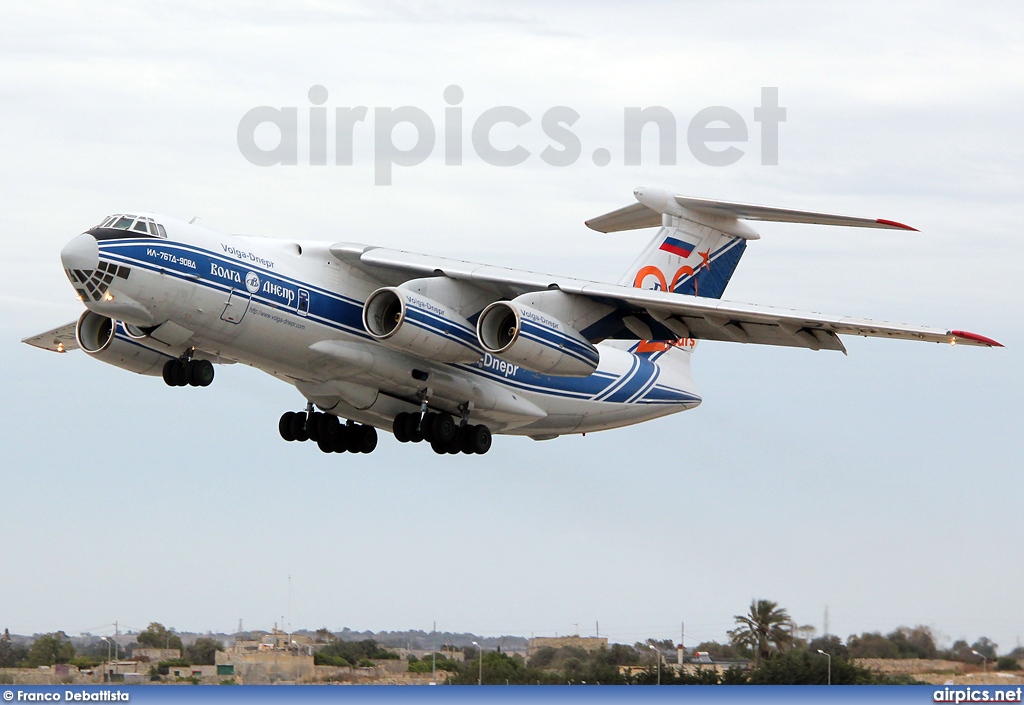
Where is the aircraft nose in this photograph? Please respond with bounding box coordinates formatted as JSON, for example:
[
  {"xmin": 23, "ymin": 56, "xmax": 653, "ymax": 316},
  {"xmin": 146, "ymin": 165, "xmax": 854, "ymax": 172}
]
[{"xmin": 61, "ymin": 232, "xmax": 99, "ymax": 271}]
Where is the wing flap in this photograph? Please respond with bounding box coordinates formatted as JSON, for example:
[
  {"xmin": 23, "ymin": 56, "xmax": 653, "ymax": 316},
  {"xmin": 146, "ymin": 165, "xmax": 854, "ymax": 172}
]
[{"xmin": 22, "ymin": 321, "xmax": 80, "ymax": 353}]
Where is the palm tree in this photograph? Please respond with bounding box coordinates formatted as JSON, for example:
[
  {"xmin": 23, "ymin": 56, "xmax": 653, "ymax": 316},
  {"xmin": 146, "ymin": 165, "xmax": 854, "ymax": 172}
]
[{"xmin": 728, "ymin": 599, "xmax": 793, "ymax": 663}]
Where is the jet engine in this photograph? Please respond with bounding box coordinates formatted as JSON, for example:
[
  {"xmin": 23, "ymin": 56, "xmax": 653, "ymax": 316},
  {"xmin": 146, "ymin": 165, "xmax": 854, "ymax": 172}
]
[
  {"xmin": 476, "ymin": 301, "xmax": 599, "ymax": 377},
  {"xmin": 75, "ymin": 310, "xmax": 169, "ymax": 375},
  {"xmin": 362, "ymin": 287, "xmax": 483, "ymax": 364}
]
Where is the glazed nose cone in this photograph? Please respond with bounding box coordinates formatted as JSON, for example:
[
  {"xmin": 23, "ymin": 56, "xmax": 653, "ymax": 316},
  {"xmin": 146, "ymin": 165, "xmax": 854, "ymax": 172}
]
[{"xmin": 60, "ymin": 233, "xmax": 99, "ymax": 271}]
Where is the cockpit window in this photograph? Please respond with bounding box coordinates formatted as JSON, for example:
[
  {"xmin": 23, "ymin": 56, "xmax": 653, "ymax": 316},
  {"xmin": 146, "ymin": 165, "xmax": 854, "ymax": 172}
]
[{"xmin": 92, "ymin": 214, "xmax": 166, "ymax": 239}]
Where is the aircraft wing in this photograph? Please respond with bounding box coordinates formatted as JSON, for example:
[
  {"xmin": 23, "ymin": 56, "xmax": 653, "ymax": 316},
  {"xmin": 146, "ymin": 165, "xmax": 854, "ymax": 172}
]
[
  {"xmin": 22, "ymin": 321, "xmax": 80, "ymax": 353},
  {"xmin": 331, "ymin": 244, "xmax": 1001, "ymax": 352}
]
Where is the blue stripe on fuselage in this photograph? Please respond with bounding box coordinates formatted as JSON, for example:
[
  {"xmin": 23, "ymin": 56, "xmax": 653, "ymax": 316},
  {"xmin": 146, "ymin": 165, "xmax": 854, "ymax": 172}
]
[{"xmin": 99, "ymin": 238, "xmax": 695, "ymax": 407}]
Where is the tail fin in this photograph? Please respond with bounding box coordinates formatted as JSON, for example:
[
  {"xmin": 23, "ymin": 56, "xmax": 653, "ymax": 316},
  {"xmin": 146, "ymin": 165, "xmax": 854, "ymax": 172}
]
[
  {"xmin": 614, "ymin": 214, "xmax": 748, "ymax": 299},
  {"xmin": 586, "ymin": 186, "xmax": 917, "ymax": 301}
]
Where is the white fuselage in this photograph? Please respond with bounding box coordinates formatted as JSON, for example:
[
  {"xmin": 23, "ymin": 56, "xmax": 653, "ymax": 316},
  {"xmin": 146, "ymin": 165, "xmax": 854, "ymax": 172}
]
[{"xmin": 65, "ymin": 214, "xmax": 701, "ymax": 439}]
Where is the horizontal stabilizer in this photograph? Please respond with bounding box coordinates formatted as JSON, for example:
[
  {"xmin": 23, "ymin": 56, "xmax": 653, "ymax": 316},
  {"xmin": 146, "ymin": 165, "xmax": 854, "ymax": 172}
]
[{"xmin": 585, "ymin": 187, "xmax": 918, "ymax": 233}]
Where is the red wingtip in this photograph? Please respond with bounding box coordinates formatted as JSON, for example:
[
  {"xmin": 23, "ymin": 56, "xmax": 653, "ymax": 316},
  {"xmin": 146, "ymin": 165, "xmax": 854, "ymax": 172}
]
[
  {"xmin": 876, "ymin": 218, "xmax": 919, "ymax": 231},
  {"xmin": 949, "ymin": 330, "xmax": 1004, "ymax": 348}
]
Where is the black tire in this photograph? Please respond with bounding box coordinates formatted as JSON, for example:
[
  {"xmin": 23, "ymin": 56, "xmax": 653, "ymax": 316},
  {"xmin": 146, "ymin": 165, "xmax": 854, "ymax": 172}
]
[
  {"xmin": 345, "ymin": 424, "xmax": 362, "ymax": 453},
  {"xmin": 306, "ymin": 412, "xmax": 323, "ymax": 442},
  {"xmin": 279, "ymin": 412, "xmax": 296, "ymax": 441},
  {"xmin": 332, "ymin": 425, "xmax": 349, "ymax": 453},
  {"xmin": 458, "ymin": 427, "xmax": 475, "ymax": 454},
  {"xmin": 356, "ymin": 425, "xmax": 378, "ymax": 453},
  {"xmin": 430, "ymin": 438, "xmax": 448, "ymax": 454},
  {"xmin": 422, "ymin": 413, "xmax": 437, "ymax": 443},
  {"xmin": 317, "ymin": 436, "xmax": 335, "ymax": 453},
  {"xmin": 162, "ymin": 359, "xmax": 178, "ymax": 386},
  {"xmin": 392, "ymin": 413, "xmax": 410, "ymax": 443},
  {"xmin": 433, "ymin": 413, "xmax": 457, "ymax": 444},
  {"xmin": 175, "ymin": 360, "xmax": 190, "ymax": 386},
  {"xmin": 405, "ymin": 414, "xmax": 424, "ymax": 443},
  {"xmin": 446, "ymin": 438, "xmax": 460, "ymax": 454},
  {"xmin": 290, "ymin": 413, "xmax": 309, "ymax": 442},
  {"xmin": 318, "ymin": 414, "xmax": 340, "ymax": 441},
  {"xmin": 471, "ymin": 425, "xmax": 492, "ymax": 454},
  {"xmin": 190, "ymin": 359, "xmax": 214, "ymax": 387}
]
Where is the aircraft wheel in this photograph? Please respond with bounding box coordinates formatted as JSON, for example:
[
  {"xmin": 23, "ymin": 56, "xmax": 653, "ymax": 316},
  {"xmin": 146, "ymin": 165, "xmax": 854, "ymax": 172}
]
[
  {"xmin": 421, "ymin": 413, "xmax": 437, "ymax": 443},
  {"xmin": 162, "ymin": 359, "xmax": 178, "ymax": 386},
  {"xmin": 470, "ymin": 425, "xmax": 492, "ymax": 454},
  {"xmin": 189, "ymin": 359, "xmax": 214, "ymax": 387},
  {"xmin": 458, "ymin": 428, "xmax": 475, "ymax": 454},
  {"xmin": 318, "ymin": 414, "xmax": 340, "ymax": 441},
  {"xmin": 306, "ymin": 412, "xmax": 323, "ymax": 442},
  {"xmin": 317, "ymin": 436, "xmax": 335, "ymax": 453},
  {"xmin": 332, "ymin": 424, "xmax": 349, "ymax": 453},
  {"xmin": 356, "ymin": 425, "xmax": 378, "ymax": 453},
  {"xmin": 174, "ymin": 362, "xmax": 190, "ymax": 385},
  {"xmin": 290, "ymin": 413, "xmax": 309, "ymax": 442},
  {"xmin": 393, "ymin": 413, "xmax": 410, "ymax": 443},
  {"xmin": 430, "ymin": 438, "xmax": 448, "ymax": 455},
  {"xmin": 279, "ymin": 412, "xmax": 296, "ymax": 442},
  {"xmin": 405, "ymin": 414, "xmax": 424, "ymax": 443},
  {"xmin": 433, "ymin": 413, "xmax": 457, "ymax": 444}
]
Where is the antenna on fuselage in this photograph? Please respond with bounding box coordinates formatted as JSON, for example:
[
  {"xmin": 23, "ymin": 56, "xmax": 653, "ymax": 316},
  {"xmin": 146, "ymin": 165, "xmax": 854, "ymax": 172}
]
[{"xmin": 189, "ymin": 216, "xmax": 200, "ymax": 224}]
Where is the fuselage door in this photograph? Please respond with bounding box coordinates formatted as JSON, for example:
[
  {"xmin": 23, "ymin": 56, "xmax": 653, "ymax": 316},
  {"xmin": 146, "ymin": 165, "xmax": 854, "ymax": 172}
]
[{"xmin": 221, "ymin": 288, "xmax": 252, "ymax": 324}]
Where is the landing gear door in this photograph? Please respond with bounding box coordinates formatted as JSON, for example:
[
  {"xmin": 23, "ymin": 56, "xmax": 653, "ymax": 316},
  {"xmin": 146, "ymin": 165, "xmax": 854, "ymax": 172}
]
[{"xmin": 221, "ymin": 289, "xmax": 251, "ymax": 324}]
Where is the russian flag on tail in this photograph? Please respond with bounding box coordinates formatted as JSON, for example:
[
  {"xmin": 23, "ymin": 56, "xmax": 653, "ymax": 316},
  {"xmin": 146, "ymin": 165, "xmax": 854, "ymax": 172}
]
[{"xmin": 659, "ymin": 235, "xmax": 698, "ymax": 258}]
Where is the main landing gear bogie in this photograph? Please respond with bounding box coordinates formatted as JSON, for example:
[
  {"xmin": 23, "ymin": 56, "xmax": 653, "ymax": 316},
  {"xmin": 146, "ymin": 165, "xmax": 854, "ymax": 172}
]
[
  {"xmin": 278, "ymin": 410, "xmax": 378, "ymax": 454},
  {"xmin": 392, "ymin": 411, "xmax": 492, "ymax": 455},
  {"xmin": 162, "ymin": 357, "xmax": 214, "ymax": 388}
]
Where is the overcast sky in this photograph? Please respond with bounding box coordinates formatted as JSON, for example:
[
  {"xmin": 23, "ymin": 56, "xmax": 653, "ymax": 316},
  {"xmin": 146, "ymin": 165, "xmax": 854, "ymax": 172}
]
[{"xmin": 1, "ymin": 1, "xmax": 1022, "ymax": 652}]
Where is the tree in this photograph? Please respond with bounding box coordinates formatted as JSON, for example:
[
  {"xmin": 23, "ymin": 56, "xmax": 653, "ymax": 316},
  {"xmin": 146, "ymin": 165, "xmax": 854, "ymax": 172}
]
[
  {"xmin": 887, "ymin": 626, "xmax": 938, "ymax": 659},
  {"xmin": 185, "ymin": 638, "xmax": 223, "ymax": 665},
  {"xmin": 970, "ymin": 637, "xmax": 998, "ymax": 661},
  {"xmin": 847, "ymin": 632, "xmax": 898, "ymax": 659},
  {"xmin": 314, "ymin": 628, "xmax": 336, "ymax": 644},
  {"xmin": 137, "ymin": 623, "xmax": 183, "ymax": 652},
  {"xmin": 0, "ymin": 630, "xmax": 13, "ymax": 668},
  {"xmin": 747, "ymin": 648, "xmax": 894, "ymax": 685},
  {"xmin": 808, "ymin": 634, "xmax": 849, "ymax": 661},
  {"xmin": 728, "ymin": 599, "xmax": 793, "ymax": 663},
  {"xmin": 28, "ymin": 633, "xmax": 75, "ymax": 667}
]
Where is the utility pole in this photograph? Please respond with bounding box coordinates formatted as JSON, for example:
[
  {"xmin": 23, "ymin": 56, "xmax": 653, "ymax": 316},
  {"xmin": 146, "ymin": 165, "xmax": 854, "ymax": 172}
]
[
  {"xmin": 432, "ymin": 622, "xmax": 436, "ymax": 682},
  {"xmin": 824, "ymin": 606, "xmax": 829, "ymax": 637}
]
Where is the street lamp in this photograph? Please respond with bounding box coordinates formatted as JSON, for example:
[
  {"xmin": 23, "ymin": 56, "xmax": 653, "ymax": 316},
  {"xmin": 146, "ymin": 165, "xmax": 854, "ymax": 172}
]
[
  {"xmin": 971, "ymin": 650, "xmax": 988, "ymax": 674},
  {"xmin": 472, "ymin": 641, "xmax": 482, "ymax": 685},
  {"xmin": 647, "ymin": 644, "xmax": 661, "ymax": 685},
  {"xmin": 99, "ymin": 637, "xmax": 111, "ymax": 682},
  {"xmin": 817, "ymin": 649, "xmax": 831, "ymax": 685}
]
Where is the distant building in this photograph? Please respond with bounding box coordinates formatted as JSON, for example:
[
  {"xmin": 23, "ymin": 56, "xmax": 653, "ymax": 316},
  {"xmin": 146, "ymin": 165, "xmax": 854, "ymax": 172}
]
[
  {"xmin": 528, "ymin": 636, "xmax": 608, "ymax": 656},
  {"xmin": 129, "ymin": 648, "xmax": 181, "ymax": 662}
]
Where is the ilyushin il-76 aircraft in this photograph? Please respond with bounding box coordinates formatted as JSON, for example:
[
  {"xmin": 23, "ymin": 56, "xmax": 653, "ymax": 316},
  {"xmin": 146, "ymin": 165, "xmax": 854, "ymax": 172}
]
[{"xmin": 24, "ymin": 187, "xmax": 1001, "ymax": 456}]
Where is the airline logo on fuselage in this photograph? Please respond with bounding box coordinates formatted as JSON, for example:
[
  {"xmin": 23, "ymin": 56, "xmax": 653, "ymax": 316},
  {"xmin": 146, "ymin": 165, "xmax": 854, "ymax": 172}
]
[
  {"xmin": 479, "ymin": 352, "xmax": 519, "ymax": 378},
  {"xmin": 210, "ymin": 262, "xmax": 242, "ymax": 284},
  {"xmin": 222, "ymin": 244, "xmax": 275, "ymax": 269}
]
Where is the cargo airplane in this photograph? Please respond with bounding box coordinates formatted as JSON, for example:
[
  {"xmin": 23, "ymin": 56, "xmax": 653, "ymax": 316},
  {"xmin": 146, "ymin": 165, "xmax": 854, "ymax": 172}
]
[{"xmin": 24, "ymin": 188, "xmax": 1001, "ymax": 456}]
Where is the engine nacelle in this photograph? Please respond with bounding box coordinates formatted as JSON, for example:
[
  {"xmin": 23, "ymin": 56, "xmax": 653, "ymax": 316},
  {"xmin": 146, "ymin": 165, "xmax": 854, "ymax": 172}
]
[
  {"xmin": 75, "ymin": 310, "xmax": 168, "ymax": 375},
  {"xmin": 362, "ymin": 287, "xmax": 483, "ymax": 364},
  {"xmin": 476, "ymin": 301, "xmax": 599, "ymax": 377}
]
